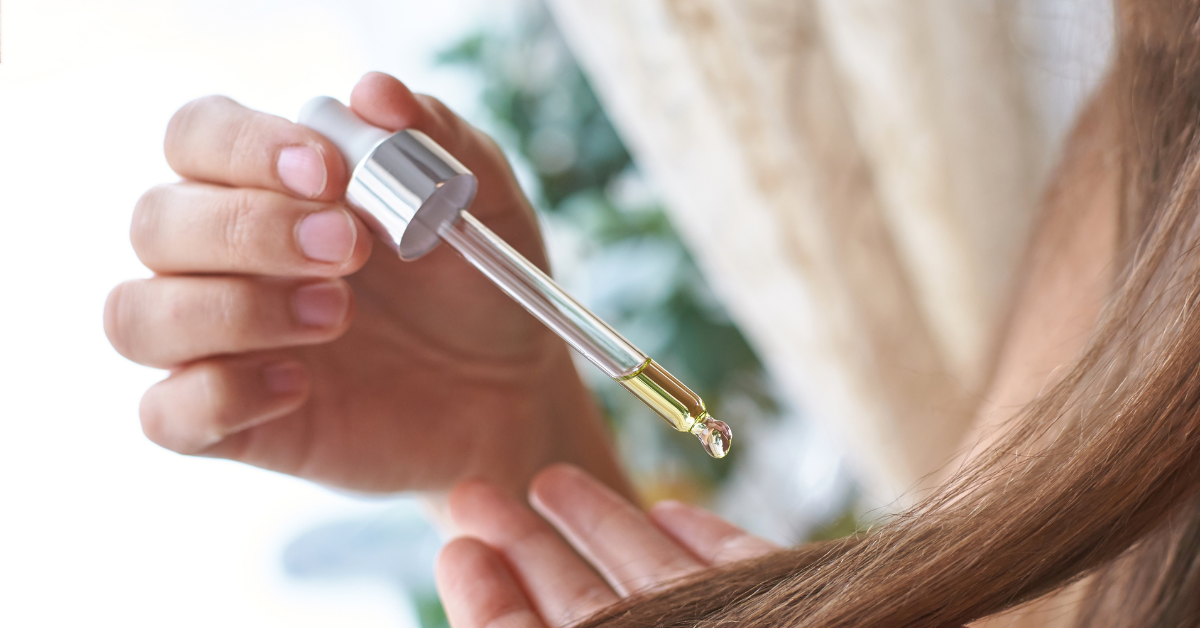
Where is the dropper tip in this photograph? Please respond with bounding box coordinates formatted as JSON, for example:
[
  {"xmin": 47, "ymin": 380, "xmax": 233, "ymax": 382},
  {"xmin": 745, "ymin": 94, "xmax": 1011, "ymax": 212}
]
[{"xmin": 691, "ymin": 414, "xmax": 732, "ymax": 458}]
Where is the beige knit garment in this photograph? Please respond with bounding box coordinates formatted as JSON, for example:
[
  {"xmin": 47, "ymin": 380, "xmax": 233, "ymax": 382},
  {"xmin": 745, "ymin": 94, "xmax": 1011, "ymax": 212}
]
[{"xmin": 545, "ymin": 0, "xmax": 1112, "ymax": 501}]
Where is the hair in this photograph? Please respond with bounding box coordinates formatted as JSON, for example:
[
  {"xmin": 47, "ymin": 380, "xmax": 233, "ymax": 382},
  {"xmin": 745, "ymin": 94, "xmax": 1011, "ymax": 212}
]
[{"xmin": 578, "ymin": 1, "xmax": 1200, "ymax": 626}]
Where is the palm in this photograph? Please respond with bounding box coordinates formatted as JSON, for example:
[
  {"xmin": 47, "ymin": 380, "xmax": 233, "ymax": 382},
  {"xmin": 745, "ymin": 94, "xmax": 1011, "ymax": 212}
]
[
  {"xmin": 116, "ymin": 76, "xmax": 627, "ymax": 498},
  {"xmin": 219, "ymin": 202, "xmax": 578, "ymax": 492}
]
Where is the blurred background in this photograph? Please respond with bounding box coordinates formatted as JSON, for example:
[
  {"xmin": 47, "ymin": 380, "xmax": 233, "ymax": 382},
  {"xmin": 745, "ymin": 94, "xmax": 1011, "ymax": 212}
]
[{"xmin": 0, "ymin": 0, "xmax": 1112, "ymax": 626}]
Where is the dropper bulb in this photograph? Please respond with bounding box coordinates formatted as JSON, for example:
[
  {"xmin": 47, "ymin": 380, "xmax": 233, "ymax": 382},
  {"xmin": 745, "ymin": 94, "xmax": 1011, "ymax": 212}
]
[{"xmin": 298, "ymin": 96, "xmax": 391, "ymax": 172}]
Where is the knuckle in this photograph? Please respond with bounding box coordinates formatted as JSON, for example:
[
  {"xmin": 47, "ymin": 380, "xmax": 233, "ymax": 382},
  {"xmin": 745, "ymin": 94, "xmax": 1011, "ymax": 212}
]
[
  {"xmin": 139, "ymin": 383, "xmax": 196, "ymax": 452},
  {"xmin": 166, "ymin": 96, "xmax": 233, "ymax": 165},
  {"xmin": 225, "ymin": 112, "xmax": 264, "ymax": 177},
  {"xmin": 165, "ymin": 100, "xmax": 199, "ymax": 145},
  {"xmin": 130, "ymin": 184, "xmax": 170, "ymax": 258},
  {"xmin": 138, "ymin": 391, "xmax": 172, "ymax": 449},
  {"xmin": 104, "ymin": 281, "xmax": 140, "ymax": 359},
  {"xmin": 139, "ymin": 365, "xmax": 229, "ymax": 455},
  {"xmin": 193, "ymin": 363, "xmax": 237, "ymax": 432},
  {"xmin": 218, "ymin": 189, "xmax": 260, "ymax": 268},
  {"xmin": 205, "ymin": 281, "xmax": 237, "ymax": 331},
  {"xmin": 174, "ymin": 95, "xmax": 234, "ymax": 127},
  {"xmin": 162, "ymin": 281, "xmax": 192, "ymax": 326},
  {"xmin": 164, "ymin": 305, "xmax": 189, "ymax": 337},
  {"xmin": 208, "ymin": 280, "xmax": 258, "ymax": 343}
]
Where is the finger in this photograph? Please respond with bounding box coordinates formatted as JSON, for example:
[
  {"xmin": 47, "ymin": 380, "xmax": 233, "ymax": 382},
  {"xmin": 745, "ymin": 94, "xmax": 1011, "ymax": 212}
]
[
  {"xmin": 164, "ymin": 95, "xmax": 349, "ymax": 200},
  {"xmin": 104, "ymin": 276, "xmax": 352, "ymax": 368},
  {"xmin": 349, "ymin": 72, "xmax": 469, "ymax": 154},
  {"xmin": 436, "ymin": 538, "xmax": 546, "ymax": 628},
  {"xmin": 529, "ymin": 464, "xmax": 702, "ymax": 596},
  {"xmin": 448, "ymin": 481, "xmax": 618, "ymax": 626},
  {"xmin": 139, "ymin": 352, "xmax": 309, "ymax": 455},
  {"xmin": 132, "ymin": 183, "xmax": 372, "ymax": 276},
  {"xmin": 648, "ymin": 500, "xmax": 778, "ymax": 566}
]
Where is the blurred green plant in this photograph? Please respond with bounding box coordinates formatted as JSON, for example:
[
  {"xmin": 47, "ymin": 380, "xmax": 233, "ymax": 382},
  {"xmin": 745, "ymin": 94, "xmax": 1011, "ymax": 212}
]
[
  {"xmin": 438, "ymin": 4, "xmax": 778, "ymax": 492},
  {"xmin": 413, "ymin": 591, "xmax": 449, "ymax": 628}
]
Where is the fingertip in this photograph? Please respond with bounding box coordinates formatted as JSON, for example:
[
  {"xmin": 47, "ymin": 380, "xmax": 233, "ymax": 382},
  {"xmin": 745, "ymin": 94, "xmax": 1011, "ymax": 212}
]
[
  {"xmin": 528, "ymin": 463, "xmax": 588, "ymax": 511},
  {"xmin": 349, "ymin": 72, "xmax": 422, "ymax": 132},
  {"xmin": 446, "ymin": 479, "xmax": 499, "ymax": 528},
  {"xmin": 137, "ymin": 355, "xmax": 311, "ymax": 456},
  {"xmin": 164, "ymin": 95, "xmax": 232, "ymax": 173},
  {"xmin": 448, "ymin": 480, "xmax": 542, "ymax": 546},
  {"xmin": 436, "ymin": 537, "xmax": 540, "ymax": 628},
  {"xmin": 279, "ymin": 106, "xmax": 352, "ymax": 201},
  {"xmin": 103, "ymin": 282, "xmax": 124, "ymax": 354},
  {"xmin": 104, "ymin": 280, "xmax": 141, "ymax": 361},
  {"xmin": 314, "ymin": 136, "xmax": 352, "ymax": 202},
  {"xmin": 344, "ymin": 211, "xmax": 374, "ymax": 273},
  {"xmin": 529, "ymin": 462, "xmax": 582, "ymax": 489},
  {"xmin": 647, "ymin": 499, "xmax": 690, "ymax": 521},
  {"xmin": 280, "ymin": 135, "xmax": 350, "ymax": 203},
  {"xmin": 130, "ymin": 184, "xmax": 169, "ymax": 264},
  {"xmin": 434, "ymin": 537, "xmax": 490, "ymax": 606},
  {"xmin": 436, "ymin": 536, "xmax": 491, "ymax": 579},
  {"xmin": 290, "ymin": 279, "xmax": 358, "ymax": 347},
  {"xmin": 294, "ymin": 208, "xmax": 373, "ymax": 274},
  {"xmin": 277, "ymin": 144, "xmax": 329, "ymax": 200},
  {"xmin": 138, "ymin": 374, "xmax": 219, "ymax": 455},
  {"xmin": 349, "ymin": 73, "xmax": 468, "ymax": 156},
  {"xmin": 165, "ymin": 94, "xmax": 350, "ymax": 201},
  {"xmin": 262, "ymin": 359, "xmax": 311, "ymax": 397},
  {"xmin": 648, "ymin": 499, "xmax": 779, "ymax": 566}
]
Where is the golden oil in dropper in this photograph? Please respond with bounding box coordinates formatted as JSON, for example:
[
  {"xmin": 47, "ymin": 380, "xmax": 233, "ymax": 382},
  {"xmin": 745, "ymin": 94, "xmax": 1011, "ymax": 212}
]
[{"xmin": 616, "ymin": 359, "xmax": 732, "ymax": 458}]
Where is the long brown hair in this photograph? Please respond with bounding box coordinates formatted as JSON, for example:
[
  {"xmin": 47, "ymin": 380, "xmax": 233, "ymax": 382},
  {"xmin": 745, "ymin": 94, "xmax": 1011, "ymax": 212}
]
[{"xmin": 580, "ymin": 1, "xmax": 1200, "ymax": 625}]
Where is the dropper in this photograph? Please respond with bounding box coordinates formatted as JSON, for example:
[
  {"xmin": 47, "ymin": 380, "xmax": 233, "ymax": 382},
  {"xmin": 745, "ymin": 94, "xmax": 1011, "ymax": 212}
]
[{"xmin": 299, "ymin": 97, "xmax": 731, "ymax": 458}]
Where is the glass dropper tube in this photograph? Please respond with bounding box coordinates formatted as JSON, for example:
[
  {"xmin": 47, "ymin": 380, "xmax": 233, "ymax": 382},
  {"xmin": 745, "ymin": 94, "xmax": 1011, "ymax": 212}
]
[
  {"xmin": 297, "ymin": 95, "xmax": 731, "ymax": 458},
  {"xmin": 438, "ymin": 211, "xmax": 732, "ymax": 458}
]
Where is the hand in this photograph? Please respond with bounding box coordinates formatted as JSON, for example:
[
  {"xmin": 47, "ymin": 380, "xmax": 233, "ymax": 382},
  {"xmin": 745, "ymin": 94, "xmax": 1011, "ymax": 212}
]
[
  {"xmin": 438, "ymin": 464, "xmax": 777, "ymax": 628},
  {"xmin": 104, "ymin": 72, "xmax": 629, "ymax": 497}
]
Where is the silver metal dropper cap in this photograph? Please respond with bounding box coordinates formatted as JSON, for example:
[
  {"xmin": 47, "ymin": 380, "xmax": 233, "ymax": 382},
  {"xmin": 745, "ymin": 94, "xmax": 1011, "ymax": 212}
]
[{"xmin": 298, "ymin": 96, "xmax": 478, "ymax": 260}]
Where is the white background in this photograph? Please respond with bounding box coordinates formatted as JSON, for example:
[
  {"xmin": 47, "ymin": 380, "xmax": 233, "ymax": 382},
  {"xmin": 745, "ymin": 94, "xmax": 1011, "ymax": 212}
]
[{"xmin": 0, "ymin": 1, "xmax": 509, "ymax": 625}]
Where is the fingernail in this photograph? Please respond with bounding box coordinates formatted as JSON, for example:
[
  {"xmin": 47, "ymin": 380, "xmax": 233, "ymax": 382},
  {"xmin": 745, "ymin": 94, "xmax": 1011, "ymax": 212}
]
[
  {"xmin": 263, "ymin": 361, "xmax": 307, "ymax": 394},
  {"xmin": 278, "ymin": 145, "xmax": 327, "ymax": 198},
  {"xmin": 292, "ymin": 282, "xmax": 349, "ymax": 328},
  {"xmin": 297, "ymin": 210, "xmax": 356, "ymax": 263}
]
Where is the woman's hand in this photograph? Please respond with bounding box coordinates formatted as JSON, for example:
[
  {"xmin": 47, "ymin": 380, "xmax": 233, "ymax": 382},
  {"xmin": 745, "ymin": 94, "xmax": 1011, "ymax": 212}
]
[
  {"xmin": 104, "ymin": 72, "xmax": 629, "ymax": 497},
  {"xmin": 438, "ymin": 464, "xmax": 777, "ymax": 628}
]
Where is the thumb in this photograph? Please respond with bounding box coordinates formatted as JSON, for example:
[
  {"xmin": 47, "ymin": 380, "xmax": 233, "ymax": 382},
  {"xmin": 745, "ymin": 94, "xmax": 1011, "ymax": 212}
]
[{"xmin": 348, "ymin": 71, "xmax": 544, "ymax": 265}]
